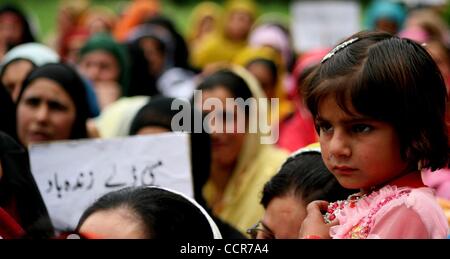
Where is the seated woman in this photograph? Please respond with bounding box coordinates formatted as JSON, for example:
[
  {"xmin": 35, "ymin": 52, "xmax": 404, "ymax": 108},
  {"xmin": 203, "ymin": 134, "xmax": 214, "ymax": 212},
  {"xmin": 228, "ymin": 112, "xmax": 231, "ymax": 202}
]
[
  {"xmin": 15, "ymin": 63, "xmax": 90, "ymax": 147},
  {"xmin": 76, "ymin": 186, "xmax": 222, "ymax": 239},
  {"xmin": 129, "ymin": 95, "xmax": 246, "ymax": 238},
  {"xmin": 194, "ymin": 67, "xmax": 288, "ymax": 234}
]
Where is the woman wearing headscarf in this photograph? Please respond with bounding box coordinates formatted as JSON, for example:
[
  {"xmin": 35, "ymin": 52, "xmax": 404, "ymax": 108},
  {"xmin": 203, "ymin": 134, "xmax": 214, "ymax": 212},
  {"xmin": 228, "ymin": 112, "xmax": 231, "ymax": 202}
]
[
  {"xmin": 190, "ymin": 0, "xmax": 257, "ymax": 69},
  {"xmin": 0, "ymin": 4, "xmax": 36, "ymax": 61},
  {"xmin": 16, "ymin": 63, "xmax": 90, "ymax": 147},
  {"xmin": 77, "ymin": 186, "xmax": 222, "ymax": 239},
  {"xmin": 77, "ymin": 33, "xmax": 130, "ymax": 110},
  {"xmin": 195, "ymin": 66, "xmax": 288, "ymax": 234},
  {"xmin": 113, "ymin": 0, "xmax": 160, "ymax": 43},
  {"xmin": 128, "ymin": 96, "xmax": 246, "ymax": 238},
  {"xmin": 364, "ymin": 0, "xmax": 406, "ymax": 35},
  {"xmin": 0, "ymin": 43, "xmax": 59, "ymax": 102},
  {"xmin": 186, "ymin": 2, "xmax": 222, "ymax": 56},
  {"xmin": 248, "ymin": 23, "xmax": 294, "ymax": 74},
  {"xmin": 126, "ymin": 23, "xmax": 196, "ymax": 99},
  {"xmin": 0, "ymin": 131, "xmax": 54, "ymax": 238},
  {"xmin": 233, "ymin": 46, "xmax": 293, "ymax": 123}
]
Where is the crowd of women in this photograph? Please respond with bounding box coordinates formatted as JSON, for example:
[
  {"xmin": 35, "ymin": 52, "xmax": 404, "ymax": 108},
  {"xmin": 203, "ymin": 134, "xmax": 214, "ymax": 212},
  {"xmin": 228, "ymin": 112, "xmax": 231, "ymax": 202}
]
[{"xmin": 0, "ymin": 0, "xmax": 449, "ymax": 239}]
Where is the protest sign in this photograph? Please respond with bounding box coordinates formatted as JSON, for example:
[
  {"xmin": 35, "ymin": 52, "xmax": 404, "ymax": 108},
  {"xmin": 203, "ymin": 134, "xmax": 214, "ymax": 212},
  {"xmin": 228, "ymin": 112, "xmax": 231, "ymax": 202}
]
[{"xmin": 29, "ymin": 132, "xmax": 192, "ymax": 230}]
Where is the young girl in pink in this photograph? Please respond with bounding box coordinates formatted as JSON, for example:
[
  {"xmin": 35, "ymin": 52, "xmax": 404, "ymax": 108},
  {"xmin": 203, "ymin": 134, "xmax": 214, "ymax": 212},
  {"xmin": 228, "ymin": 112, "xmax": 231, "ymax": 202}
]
[{"xmin": 299, "ymin": 31, "xmax": 449, "ymax": 239}]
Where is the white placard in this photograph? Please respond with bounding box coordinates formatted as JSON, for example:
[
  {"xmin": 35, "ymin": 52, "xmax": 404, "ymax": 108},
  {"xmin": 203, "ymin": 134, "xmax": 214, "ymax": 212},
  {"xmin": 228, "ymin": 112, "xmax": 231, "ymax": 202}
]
[
  {"xmin": 29, "ymin": 132, "xmax": 192, "ymax": 231},
  {"xmin": 290, "ymin": 0, "xmax": 361, "ymax": 52}
]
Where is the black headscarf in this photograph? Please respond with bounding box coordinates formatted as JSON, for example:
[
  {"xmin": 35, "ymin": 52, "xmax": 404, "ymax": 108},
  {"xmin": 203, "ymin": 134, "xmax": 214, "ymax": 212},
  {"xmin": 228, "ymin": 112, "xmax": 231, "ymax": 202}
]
[
  {"xmin": 0, "ymin": 85, "xmax": 17, "ymax": 141},
  {"xmin": 0, "ymin": 131, "xmax": 54, "ymax": 238},
  {"xmin": 17, "ymin": 63, "xmax": 89, "ymax": 140},
  {"xmin": 145, "ymin": 15, "xmax": 191, "ymax": 70}
]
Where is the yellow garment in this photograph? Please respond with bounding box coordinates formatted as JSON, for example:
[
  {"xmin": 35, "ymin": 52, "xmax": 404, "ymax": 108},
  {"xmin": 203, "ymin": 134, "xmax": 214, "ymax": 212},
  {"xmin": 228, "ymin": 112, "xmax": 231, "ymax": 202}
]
[
  {"xmin": 233, "ymin": 46, "xmax": 294, "ymax": 122},
  {"xmin": 95, "ymin": 96, "xmax": 150, "ymax": 138},
  {"xmin": 190, "ymin": 0, "xmax": 258, "ymax": 69},
  {"xmin": 437, "ymin": 198, "xmax": 450, "ymax": 225},
  {"xmin": 202, "ymin": 66, "xmax": 289, "ymax": 234},
  {"xmin": 186, "ymin": 2, "xmax": 223, "ymax": 50}
]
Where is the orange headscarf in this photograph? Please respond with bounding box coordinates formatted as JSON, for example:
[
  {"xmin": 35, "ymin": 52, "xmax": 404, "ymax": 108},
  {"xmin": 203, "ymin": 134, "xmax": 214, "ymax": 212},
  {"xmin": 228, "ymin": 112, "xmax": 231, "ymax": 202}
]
[{"xmin": 113, "ymin": 0, "xmax": 160, "ymax": 42}]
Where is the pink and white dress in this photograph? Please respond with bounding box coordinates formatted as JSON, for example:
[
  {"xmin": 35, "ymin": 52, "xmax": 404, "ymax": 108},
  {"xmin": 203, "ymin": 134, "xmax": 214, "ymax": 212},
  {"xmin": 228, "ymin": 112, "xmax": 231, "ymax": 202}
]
[{"xmin": 326, "ymin": 174, "xmax": 449, "ymax": 239}]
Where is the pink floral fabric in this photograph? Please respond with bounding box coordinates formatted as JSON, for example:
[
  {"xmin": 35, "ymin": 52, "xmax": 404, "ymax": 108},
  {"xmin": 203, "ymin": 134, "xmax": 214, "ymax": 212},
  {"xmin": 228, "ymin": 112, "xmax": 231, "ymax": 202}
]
[{"xmin": 330, "ymin": 185, "xmax": 448, "ymax": 239}]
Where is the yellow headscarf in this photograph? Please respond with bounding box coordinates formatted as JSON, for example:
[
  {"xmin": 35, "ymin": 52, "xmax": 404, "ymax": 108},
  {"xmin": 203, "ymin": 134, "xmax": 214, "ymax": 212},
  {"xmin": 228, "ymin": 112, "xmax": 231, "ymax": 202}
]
[
  {"xmin": 189, "ymin": 0, "xmax": 258, "ymax": 69},
  {"xmin": 202, "ymin": 65, "xmax": 288, "ymax": 234},
  {"xmin": 186, "ymin": 2, "xmax": 223, "ymax": 47},
  {"xmin": 233, "ymin": 46, "xmax": 294, "ymax": 122}
]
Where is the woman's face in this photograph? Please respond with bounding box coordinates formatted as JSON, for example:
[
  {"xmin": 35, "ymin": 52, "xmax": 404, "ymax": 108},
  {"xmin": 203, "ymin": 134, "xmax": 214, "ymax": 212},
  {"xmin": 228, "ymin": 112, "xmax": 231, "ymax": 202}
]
[
  {"xmin": 79, "ymin": 207, "xmax": 148, "ymax": 239},
  {"xmin": 247, "ymin": 62, "xmax": 276, "ymax": 99},
  {"xmin": 78, "ymin": 50, "xmax": 120, "ymax": 84},
  {"xmin": 258, "ymin": 195, "xmax": 306, "ymax": 239},
  {"xmin": 225, "ymin": 10, "xmax": 253, "ymax": 41},
  {"xmin": 17, "ymin": 78, "xmax": 76, "ymax": 146},
  {"xmin": 0, "ymin": 12, "xmax": 24, "ymax": 45},
  {"xmin": 1, "ymin": 59, "xmax": 34, "ymax": 102},
  {"xmin": 136, "ymin": 126, "xmax": 170, "ymax": 135},
  {"xmin": 140, "ymin": 37, "xmax": 165, "ymax": 76},
  {"xmin": 197, "ymin": 86, "xmax": 246, "ymax": 169}
]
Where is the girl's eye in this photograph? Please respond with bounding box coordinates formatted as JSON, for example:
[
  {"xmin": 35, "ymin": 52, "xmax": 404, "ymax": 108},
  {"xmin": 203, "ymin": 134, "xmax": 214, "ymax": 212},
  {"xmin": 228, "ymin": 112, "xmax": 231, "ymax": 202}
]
[
  {"xmin": 317, "ymin": 122, "xmax": 333, "ymax": 134},
  {"xmin": 351, "ymin": 124, "xmax": 372, "ymax": 133}
]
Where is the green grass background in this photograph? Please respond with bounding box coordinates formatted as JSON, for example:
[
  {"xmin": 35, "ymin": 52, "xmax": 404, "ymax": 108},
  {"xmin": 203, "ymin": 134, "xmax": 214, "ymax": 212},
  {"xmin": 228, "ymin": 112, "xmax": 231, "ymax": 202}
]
[{"xmin": 3, "ymin": 0, "xmax": 292, "ymax": 42}]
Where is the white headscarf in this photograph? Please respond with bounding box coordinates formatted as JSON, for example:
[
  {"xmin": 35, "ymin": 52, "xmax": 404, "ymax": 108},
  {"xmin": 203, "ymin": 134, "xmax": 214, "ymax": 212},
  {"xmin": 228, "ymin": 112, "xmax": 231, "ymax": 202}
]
[
  {"xmin": 0, "ymin": 43, "xmax": 59, "ymax": 74},
  {"xmin": 146, "ymin": 186, "xmax": 223, "ymax": 239}
]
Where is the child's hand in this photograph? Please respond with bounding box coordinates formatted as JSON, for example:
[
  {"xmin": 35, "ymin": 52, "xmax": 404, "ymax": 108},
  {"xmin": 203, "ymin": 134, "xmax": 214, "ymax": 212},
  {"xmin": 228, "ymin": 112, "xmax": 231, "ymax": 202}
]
[{"xmin": 298, "ymin": 200, "xmax": 338, "ymax": 239}]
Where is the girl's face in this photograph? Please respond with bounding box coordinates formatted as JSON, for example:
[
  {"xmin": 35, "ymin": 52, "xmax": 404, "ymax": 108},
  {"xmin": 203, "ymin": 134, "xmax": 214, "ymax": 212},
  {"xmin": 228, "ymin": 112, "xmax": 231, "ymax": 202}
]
[
  {"xmin": 17, "ymin": 78, "xmax": 76, "ymax": 146},
  {"xmin": 316, "ymin": 95, "xmax": 408, "ymax": 192}
]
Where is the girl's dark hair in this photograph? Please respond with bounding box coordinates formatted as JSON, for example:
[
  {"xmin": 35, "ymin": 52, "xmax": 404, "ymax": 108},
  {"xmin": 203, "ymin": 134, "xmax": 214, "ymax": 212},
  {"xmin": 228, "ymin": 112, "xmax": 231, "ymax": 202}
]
[
  {"xmin": 303, "ymin": 30, "xmax": 449, "ymax": 171},
  {"xmin": 77, "ymin": 186, "xmax": 214, "ymax": 239},
  {"xmin": 261, "ymin": 152, "xmax": 355, "ymax": 208}
]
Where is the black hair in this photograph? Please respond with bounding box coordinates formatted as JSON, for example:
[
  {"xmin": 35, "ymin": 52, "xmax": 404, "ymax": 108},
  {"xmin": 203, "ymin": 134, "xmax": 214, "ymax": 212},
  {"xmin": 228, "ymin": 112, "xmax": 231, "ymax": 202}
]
[
  {"xmin": 260, "ymin": 151, "xmax": 355, "ymax": 208},
  {"xmin": 303, "ymin": 30, "xmax": 449, "ymax": 171},
  {"xmin": 77, "ymin": 186, "xmax": 214, "ymax": 239},
  {"xmin": 246, "ymin": 58, "xmax": 278, "ymax": 87},
  {"xmin": 145, "ymin": 15, "xmax": 190, "ymax": 70}
]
